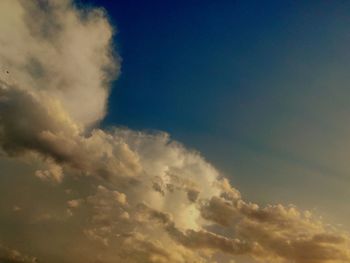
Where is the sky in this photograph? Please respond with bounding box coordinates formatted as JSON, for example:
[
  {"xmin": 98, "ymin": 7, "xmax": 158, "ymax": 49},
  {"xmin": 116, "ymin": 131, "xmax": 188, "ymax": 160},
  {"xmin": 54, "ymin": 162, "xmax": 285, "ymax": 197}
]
[
  {"xmin": 1, "ymin": 1, "xmax": 350, "ymax": 263},
  {"xmin": 86, "ymin": 1, "xmax": 350, "ymax": 226}
]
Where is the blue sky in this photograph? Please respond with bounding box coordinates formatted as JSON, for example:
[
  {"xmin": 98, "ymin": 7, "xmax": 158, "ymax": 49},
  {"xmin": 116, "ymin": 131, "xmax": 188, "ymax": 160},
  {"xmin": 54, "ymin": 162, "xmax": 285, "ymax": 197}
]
[
  {"xmin": 82, "ymin": 0, "xmax": 350, "ymax": 227},
  {"xmin": 2, "ymin": 1, "xmax": 350, "ymax": 262}
]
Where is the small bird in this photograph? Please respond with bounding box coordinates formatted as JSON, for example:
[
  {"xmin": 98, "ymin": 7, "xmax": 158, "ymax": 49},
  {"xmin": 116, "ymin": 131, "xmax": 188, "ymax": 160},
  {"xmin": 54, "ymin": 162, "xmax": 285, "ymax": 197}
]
[{"xmin": 6, "ymin": 70, "xmax": 9, "ymax": 74}]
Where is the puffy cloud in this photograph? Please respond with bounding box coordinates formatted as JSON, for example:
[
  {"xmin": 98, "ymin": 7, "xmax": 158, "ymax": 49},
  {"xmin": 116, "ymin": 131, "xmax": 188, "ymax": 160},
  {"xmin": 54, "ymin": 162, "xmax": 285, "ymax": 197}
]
[
  {"xmin": 0, "ymin": 0, "xmax": 117, "ymax": 127},
  {"xmin": 199, "ymin": 192, "xmax": 350, "ymax": 262},
  {"xmin": 0, "ymin": 80, "xmax": 141, "ymax": 181},
  {"xmin": 0, "ymin": 1, "xmax": 349, "ymax": 263}
]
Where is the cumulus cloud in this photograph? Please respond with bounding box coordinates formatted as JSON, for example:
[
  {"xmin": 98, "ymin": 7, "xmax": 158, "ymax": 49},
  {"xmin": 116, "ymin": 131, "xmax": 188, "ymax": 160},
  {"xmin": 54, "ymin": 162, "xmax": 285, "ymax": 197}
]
[
  {"xmin": 0, "ymin": 0, "xmax": 117, "ymax": 127},
  {"xmin": 0, "ymin": 1, "xmax": 349, "ymax": 263}
]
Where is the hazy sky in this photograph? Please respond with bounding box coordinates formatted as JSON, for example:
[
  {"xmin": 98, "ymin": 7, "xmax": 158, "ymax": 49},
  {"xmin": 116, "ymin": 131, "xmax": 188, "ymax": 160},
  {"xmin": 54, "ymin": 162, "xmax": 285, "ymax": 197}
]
[{"xmin": 1, "ymin": 1, "xmax": 350, "ymax": 262}]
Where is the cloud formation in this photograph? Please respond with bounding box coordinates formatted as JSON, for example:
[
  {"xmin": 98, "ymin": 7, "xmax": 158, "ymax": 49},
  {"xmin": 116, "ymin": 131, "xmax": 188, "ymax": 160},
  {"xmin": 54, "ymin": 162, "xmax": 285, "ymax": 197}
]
[
  {"xmin": 0, "ymin": 243, "xmax": 37, "ymax": 263},
  {"xmin": 0, "ymin": 0, "xmax": 116, "ymax": 127},
  {"xmin": 0, "ymin": 1, "xmax": 349, "ymax": 262}
]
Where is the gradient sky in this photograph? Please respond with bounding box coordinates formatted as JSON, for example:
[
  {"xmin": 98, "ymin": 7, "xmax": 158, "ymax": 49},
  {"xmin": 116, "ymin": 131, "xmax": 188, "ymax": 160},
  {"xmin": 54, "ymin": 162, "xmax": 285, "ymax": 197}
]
[
  {"xmin": 81, "ymin": 0, "xmax": 350, "ymax": 228},
  {"xmin": 2, "ymin": 1, "xmax": 350, "ymax": 262}
]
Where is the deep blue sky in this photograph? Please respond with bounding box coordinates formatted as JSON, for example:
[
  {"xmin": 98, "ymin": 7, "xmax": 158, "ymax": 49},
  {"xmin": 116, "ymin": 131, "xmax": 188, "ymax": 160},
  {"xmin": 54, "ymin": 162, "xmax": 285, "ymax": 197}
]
[{"xmin": 81, "ymin": 0, "xmax": 350, "ymax": 227}]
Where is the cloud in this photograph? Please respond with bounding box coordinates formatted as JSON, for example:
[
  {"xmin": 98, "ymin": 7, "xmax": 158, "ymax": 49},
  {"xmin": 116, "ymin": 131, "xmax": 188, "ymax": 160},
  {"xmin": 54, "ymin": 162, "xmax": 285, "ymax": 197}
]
[
  {"xmin": 0, "ymin": 244, "xmax": 37, "ymax": 263},
  {"xmin": 0, "ymin": 1, "xmax": 349, "ymax": 263},
  {"xmin": 0, "ymin": 0, "xmax": 117, "ymax": 127}
]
